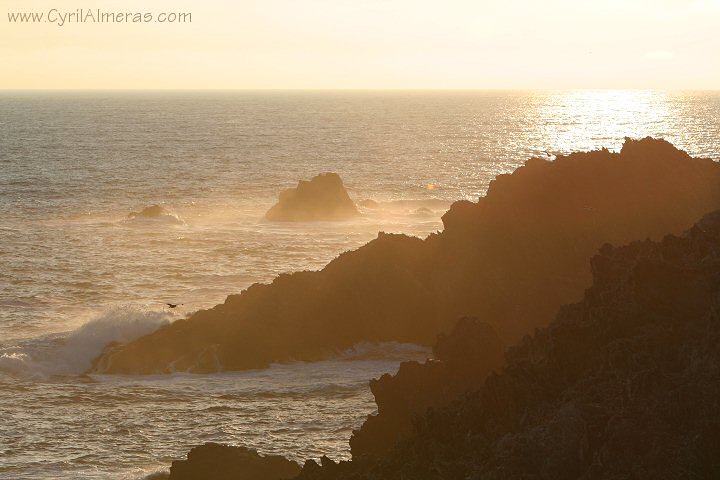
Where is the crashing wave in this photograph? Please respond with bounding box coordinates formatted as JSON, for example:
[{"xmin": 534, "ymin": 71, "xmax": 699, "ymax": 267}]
[
  {"xmin": 0, "ymin": 306, "xmax": 172, "ymax": 377},
  {"xmin": 0, "ymin": 351, "xmax": 32, "ymax": 375}
]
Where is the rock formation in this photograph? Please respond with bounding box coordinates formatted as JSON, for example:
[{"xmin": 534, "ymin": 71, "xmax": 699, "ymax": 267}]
[
  {"xmin": 350, "ymin": 317, "xmax": 506, "ymax": 459},
  {"xmin": 167, "ymin": 443, "xmax": 301, "ymax": 480},
  {"xmin": 90, "ymin": 138, "xmax": 720, "ymax": 374},
  {"xmin": 90, "ymin": 232, "xmax": 432, "ymax": 373},
  {"xmin": 265, "ymin": 173, "xmax": 359, "ymax": 221},
  {"xmin": 296, "ymin": 209, "xmax": 720, "ymax": 479}
]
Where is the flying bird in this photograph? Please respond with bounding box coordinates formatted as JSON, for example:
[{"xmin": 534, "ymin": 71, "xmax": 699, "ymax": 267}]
[{"xmin": 166, "ymin": 303, "xmax": 183, "ymax": 309}]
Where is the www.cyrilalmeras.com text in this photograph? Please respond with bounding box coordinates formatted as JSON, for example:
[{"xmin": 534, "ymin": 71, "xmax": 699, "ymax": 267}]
[{"xmin": 7, "ymin": 9, "xmax": 192, "ymax": 26}]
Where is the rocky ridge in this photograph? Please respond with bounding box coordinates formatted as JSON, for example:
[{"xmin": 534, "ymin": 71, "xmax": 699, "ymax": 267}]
[{"xmin": 91, "ymin": 138, "xmax": 720, "ymax": 374}]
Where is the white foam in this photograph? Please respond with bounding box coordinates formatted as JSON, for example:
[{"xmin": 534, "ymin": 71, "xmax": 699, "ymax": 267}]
[
  {"xmin": 0, "ymin": 352, "xmax": 32, "ymax": 375},
  {"xmin": 0, "ymin": 306, "xmax": 172, "ymax": 377},
  {"xmin": 139, "ymin": 469, "xmax": 170, "ymax": 480},
  {"xmin": 363, "ymin": 198, "xmax": 451, "ymax": 213}
]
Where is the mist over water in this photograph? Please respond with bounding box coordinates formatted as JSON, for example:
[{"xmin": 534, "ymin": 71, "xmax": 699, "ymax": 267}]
[{"xmin": 1, "ymin": 91, "xmax": 719, "ymax": 478}]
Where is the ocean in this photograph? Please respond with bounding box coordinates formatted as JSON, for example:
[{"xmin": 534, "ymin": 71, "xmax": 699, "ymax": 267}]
[{"xmin": 1, "ymin": 90, "xmax": 719, "ymax": 479}]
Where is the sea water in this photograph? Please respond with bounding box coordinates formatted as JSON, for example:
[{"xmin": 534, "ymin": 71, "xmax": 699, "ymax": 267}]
[{"xmin": 1, "ymin": 90, "xmax": 719, "ymax": 478}]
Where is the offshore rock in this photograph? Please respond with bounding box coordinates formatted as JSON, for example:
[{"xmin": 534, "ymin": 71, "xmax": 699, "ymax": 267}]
[{"xmin": 265, "ymin": 173, "xmax": 359, "ymax": 221}]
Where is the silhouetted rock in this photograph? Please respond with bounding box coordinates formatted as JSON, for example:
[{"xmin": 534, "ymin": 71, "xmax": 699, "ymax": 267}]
[
  {"xmin": 265, "ymin": 173, "xmax": 359, "ymax": 221},
  {"xmin": 296, "ymin": 210, "xmax": 720, "ymax": 479},
  {"xmin": 90, "ymin": 232, "xmax": 431, "ymax": 373},
  {"xmin": 168, "ymin": 443, "xmax": 300, "ymax": 480},
  {"xmin": 350, "ymin": 317, "xmax": 505, "ymax": 459},
  {"xmin": 91, "ymin": 138, "xmax": 720, "ymax": 374}
]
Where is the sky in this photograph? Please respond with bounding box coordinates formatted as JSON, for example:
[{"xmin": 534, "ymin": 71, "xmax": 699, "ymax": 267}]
[{"xmin": 1, "ymin": 0, "xmax": 719, "ymax": 89}]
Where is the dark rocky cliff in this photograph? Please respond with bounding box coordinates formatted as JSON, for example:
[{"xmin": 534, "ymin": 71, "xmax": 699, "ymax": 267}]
[
  {"xmin": 91, "ymin": 138, "xmax": 720, "ymax": 374},
  {"xmin": 350, "ymin": 317, "xmax": 505, "ymax": 459},
  {"xmin": 298, "ymin": 210, "xmax": 720, "ymax": 479}
]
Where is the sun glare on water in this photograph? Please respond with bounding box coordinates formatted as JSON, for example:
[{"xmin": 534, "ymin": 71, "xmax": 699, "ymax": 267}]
[{"xmin": 534, "ymin": 90, "xmax": 674, "ymax": 154}]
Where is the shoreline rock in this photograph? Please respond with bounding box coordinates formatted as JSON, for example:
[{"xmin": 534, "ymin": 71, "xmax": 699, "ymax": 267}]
[
  {"xmin": 167, "ymin": 443, "xmax": 301, "ymax": 480},
  {"xmin": 350, "ymin": 317, "xmax": 505, "ymax": 459},
  {"xmin": 296, "ymin": 209, "xmax": 720, "ymax": 479}
]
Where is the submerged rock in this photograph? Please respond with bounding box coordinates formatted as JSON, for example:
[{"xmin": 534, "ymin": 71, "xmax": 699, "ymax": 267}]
[
  {"xmin": 129, "ymin": 205, "xmax": 169, "ymax": 218},
  {"xmin": 168, "ymin": 443, "xmax": 300, "ymax": 480},
  {"xmin": 127, "ymin": 205, "xmax": 183, "ymax": 224},
  {"xmin": 412, "ymin": 207, "xmax": 434, "ymax": 216},
  {"xmin": 358, "ymin": 199, "xmax": 380, "ymax": 210},
  {"xmin": 90, "ymin": 138, "xmax": 720, "ymax": 374},
  {"xmin": 297, "ymin": 209, "xmax": 720, "ymax": 479},
  {"xmin": 265, "ymin": 173, "xmax": 359, "ymax": 222}
]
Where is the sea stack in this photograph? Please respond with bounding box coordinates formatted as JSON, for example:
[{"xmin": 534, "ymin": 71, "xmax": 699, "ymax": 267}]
[{"xmin": 265, "ymin": 173, "xmax": 359, "ymax": 221}]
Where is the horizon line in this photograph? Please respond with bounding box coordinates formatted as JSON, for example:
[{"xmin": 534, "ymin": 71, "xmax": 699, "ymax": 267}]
[{"xmin": 1, "ymin": 87, "xmax": 719, "ymax": 93}]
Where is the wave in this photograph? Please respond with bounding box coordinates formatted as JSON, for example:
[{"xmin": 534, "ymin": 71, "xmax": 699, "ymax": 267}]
[
  {"xmin": 141, "ymin": 471, "xmax": 170, "ymax": 480},
  {"xmin": 0, "ymin": 331, "xmax": 428, "ymax": 379},
  {"xmin": 0, "ymin": 306, "xmax": 172, "ymax": 377},
  {"xmin": 0, "ymin": 352, "xmax": 32, "ymax": 375}
]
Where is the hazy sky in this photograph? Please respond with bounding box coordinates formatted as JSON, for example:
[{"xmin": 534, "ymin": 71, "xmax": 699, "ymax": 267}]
[{"xmin": 1, "ymin": 0, "xmax": 719, "ymax": 89}]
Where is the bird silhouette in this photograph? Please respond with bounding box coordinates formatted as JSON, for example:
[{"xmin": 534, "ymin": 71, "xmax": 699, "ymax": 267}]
[{"xmin": 166, "ymin": 303, "xmax": 183, "ymax": 309}]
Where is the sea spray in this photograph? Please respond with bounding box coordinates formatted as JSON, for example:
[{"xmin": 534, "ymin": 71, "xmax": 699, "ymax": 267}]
[
  {"xmin": 0, "ymin": 306, "xmax": 173, "ymax": 377},
  {"xmin": 337, "ymin": 341, "xmax": 431, "ymax": 362}
]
